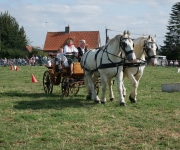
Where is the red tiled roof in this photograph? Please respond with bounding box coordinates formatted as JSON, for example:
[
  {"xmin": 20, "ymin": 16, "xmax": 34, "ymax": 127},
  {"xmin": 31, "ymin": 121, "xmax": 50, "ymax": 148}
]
[
  {"xmin": 43, "ymin": 31, "xmax": 101, "ymax": 52},
  {"xmin": 26, "ymin": 46, "xmax": 32, "ymax": 52}
]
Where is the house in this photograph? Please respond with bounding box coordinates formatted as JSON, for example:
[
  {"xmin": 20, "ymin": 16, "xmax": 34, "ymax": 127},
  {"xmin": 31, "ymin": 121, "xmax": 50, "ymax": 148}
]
[
  {"xmin": 43, "ymin": 26, "xmax": 101, "ymax": 55},
  {"xmin": 25, "ymin": 46, "xmax": 32, "ymax": 53},
  {"xmin": 25, "ymin": 46, "xmax": 43, "ymax": 53}
]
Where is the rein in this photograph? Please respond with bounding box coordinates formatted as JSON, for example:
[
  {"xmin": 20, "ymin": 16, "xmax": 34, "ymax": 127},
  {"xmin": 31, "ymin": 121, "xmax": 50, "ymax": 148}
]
[{"xmin": 123, "ymin": 58, "xmax": 146, "ymax": 67}]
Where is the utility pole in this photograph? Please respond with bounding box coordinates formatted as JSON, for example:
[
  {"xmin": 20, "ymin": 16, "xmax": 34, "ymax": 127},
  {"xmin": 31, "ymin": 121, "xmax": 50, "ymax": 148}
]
[{"xmin": 105, "ymin": 28, "xmax": 109, "ymax": 44}]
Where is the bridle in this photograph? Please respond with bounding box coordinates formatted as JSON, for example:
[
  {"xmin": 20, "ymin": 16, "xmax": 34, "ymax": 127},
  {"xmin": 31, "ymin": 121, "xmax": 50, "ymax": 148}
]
[
  {"xmin": 119, "ymin": 36, "xmax": 134, "ymax": 56},
  {"xmin": 143, "ymin": 41, "xmax": 158, "ymax": 60}
]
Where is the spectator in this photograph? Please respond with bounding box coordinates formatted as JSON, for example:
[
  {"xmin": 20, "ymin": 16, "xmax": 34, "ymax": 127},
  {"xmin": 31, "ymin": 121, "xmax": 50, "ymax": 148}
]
[
  {"xmin": 38, "ymin": 55, "xmax": 42, "ymax": 66},
  {"xmin": 18, "ymin": 58, "xmax": 22, "ymax": 66},
  {"xmin": 35, "ymin": 55, "xmax": 39, "ymax": 65},
  {"xmin": 43, "ymin": 56, "xmax": 47, "ymax": 65},
  {"xmin": 77, "ymin": 39, "xmax": 88, "ymax": 62},
  {"xmin": 3, "ymin": 58, "xmax": 7, "ymax": 66},
  {"xmin": 174, "ymin": 60, "xmax": 179, "ymax": 67},
  {"xmin": 32, "ymin": 55, "xmax": 35, "ymax": 66},
  {"xmin": 170, "ymin": 60, "xmax": 173, "ymax": 67}
]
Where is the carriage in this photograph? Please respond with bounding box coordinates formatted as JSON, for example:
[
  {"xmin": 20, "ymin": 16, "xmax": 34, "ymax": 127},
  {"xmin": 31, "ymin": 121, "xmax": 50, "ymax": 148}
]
[{"xmin": 42, "ymin": 57, "xmax": 100, "ymax": 97}]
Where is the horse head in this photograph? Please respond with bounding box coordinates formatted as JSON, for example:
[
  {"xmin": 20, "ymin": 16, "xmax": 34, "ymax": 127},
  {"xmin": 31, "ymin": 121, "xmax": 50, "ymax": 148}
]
[
  {"xmin": 143, "ymin": 35, "xmax": 158, "ymax": 66},
  {"xmin": 120, "ymin": 30, "xmax": 136, "ymax": 63}
]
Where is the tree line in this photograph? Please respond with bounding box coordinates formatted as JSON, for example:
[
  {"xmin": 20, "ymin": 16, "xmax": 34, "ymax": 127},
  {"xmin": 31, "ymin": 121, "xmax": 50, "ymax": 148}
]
[
  {"xmin": 160, "ymin": 2, "xmax": 180, "ymax": 60},
  {"xmin": 0, "ymin": 11, "xmax": 44, "ymax": 58}
]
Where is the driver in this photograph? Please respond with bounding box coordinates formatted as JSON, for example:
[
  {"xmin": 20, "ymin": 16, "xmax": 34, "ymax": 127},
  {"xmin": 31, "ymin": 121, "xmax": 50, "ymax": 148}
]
[{"xmin": 63, "ymin": 38, "xmax": 78, "ymax": 75}]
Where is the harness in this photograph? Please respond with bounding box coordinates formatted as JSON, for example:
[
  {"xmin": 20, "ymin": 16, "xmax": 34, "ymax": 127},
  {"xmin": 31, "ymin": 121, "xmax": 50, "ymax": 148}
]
[
  {"xmin": 82, "ymin": 36, "xmax": 134, "ymax": 77},
  {"xmin": 123, "ymin": 40, "xmax": 157, "ymax": 76}
]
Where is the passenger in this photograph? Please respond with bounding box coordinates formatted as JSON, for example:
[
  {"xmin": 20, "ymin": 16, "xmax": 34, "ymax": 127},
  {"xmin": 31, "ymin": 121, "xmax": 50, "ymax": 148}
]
[
  {"xmin": 77, "ymin": 39, "xmax": 88, "ymax": 62},
  {"xmin": 55, "ymin": 48, "xmax": 69, "ymax": 73},
  {"xmin": 63, "ymin": 38, "xmax": 78, "ymax": 75}
]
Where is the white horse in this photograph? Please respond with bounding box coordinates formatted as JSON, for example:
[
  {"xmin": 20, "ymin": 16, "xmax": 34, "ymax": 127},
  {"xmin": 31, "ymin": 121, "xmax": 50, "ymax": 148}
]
[
  {"xmin": 122, "ymin": 35, "xmax": 158, "ymax": 103},
  {"xmin": 81, "ymin": 30, "xmax": 136, "ymax": 106}
]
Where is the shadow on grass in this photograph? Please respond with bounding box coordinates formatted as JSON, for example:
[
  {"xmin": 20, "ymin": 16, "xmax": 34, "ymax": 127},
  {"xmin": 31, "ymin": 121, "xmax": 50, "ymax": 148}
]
[
  {"xmin": 13, "ymin": 99, "xmax": 96, "ymax": 110},
  {"xmin": 0, "ymin": 92, "xmax": 95, "ymax": 110},
  {"xmin": 0, "ymin": 92, "xmax": 85, "ymax": 98}
]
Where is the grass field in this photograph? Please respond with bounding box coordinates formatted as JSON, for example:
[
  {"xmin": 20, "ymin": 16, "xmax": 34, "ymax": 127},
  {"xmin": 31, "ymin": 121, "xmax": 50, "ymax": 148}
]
[{"xmin": 0, "ymin": 65, "xmax": 180, "ymax": 150}]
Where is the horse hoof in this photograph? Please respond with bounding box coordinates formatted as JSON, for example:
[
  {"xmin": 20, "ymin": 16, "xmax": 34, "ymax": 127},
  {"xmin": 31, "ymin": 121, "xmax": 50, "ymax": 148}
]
[
  {"xmin": 110, "ymin": 98, "xmax": 114, "ymax": 101},
  {"xmin": 86, "ymin": 95, "xmax": 92, "ymax": 100},
  {"xmin": 120, "ymin": 102, "xmax": 126, "ymax": 106},
  {"xmin": 94, "ymin": 100, "xmax": 100, "ymax": 103},
  {"xmin": 101, "ymin": 101, "xmax": 106, "ymax": 104},
  {"xmin": 129, "ymin": 95, "xmax": 137, "ymax": 103}
]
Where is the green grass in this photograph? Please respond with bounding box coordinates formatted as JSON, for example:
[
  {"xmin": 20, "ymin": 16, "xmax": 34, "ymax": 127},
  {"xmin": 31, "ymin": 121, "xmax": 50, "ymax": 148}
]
[{"xmin": 0, "ymin": 65, "xmax": 180, "ymax": 150}]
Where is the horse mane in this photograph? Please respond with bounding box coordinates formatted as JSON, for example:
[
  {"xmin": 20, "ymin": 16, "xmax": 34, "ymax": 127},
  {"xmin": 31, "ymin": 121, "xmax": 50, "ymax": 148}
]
[
  {"xmin": 134, "ymin": 35, "xmax": 156, "ymax": 47},
  {"xmin": 107, "ymin": 34, "xmax": 119, "ymax": 45},
  {"xmin": 108, "ymin": 33, "xmax": 131, "ymax": 45}
]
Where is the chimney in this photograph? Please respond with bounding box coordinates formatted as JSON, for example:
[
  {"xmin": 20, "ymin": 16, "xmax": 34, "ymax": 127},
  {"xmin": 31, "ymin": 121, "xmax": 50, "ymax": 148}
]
[{"xmin": 65, "ymin": 25, "xmax": 70, "ymax": 34}]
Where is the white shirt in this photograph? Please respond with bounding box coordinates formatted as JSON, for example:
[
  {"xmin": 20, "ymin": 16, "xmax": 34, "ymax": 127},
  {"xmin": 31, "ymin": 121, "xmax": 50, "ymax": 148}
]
[
  {"xmin": 47, "ymin": 60, "xmax": 51, "ymax": 67},
  {"xmin": 63, "ymin": 45, "xmax": 78, "ymax": 55},
  {"xmin": 56, "ymin": 53, "xmax": 69, "ymax": 67},
  {"xmin": 81, "ymin": 47, "xmax": 85, "ymax": 54}
]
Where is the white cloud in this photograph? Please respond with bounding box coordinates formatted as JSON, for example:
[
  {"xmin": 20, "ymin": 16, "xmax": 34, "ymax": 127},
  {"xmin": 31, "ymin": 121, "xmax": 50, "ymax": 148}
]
[{"xmin": 0, "ymin": 0, "xmax": 178, "ymax": 48}]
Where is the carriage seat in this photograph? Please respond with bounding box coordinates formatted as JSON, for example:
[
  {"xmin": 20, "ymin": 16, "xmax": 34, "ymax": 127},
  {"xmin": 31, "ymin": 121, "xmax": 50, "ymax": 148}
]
[{"xmin": 62, "ymin": 62, "xmax": 84, "ymax": 77}]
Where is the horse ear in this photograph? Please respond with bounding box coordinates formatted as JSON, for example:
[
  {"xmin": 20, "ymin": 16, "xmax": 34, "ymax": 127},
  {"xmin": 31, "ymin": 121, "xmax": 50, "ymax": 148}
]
[
  {"xmin": 148, "ymin": 35, "xmax": 151, "ymax": 39},
  {"xmin": 127, "ymin": 30, "xmax": 131, "ymax": 35},
  {"xmin": 123, "ymin": 30, "xmax": 127, "ymax": 35}
]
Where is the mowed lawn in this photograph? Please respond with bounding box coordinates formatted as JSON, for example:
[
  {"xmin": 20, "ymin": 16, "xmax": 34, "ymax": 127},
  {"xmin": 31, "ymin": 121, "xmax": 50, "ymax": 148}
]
[{"xmin": 0, "ymin": 65, "xmax": 180, "ymax": 150}]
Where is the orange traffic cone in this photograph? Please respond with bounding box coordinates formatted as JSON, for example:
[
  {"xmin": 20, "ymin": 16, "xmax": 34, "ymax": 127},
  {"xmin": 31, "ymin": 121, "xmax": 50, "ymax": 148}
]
[
  {"xmin": 10, "ymin": 66, "xmax": 14, "ymax": 70},
  {"xmin": 16, "ymin": 66, "xmax": 19, "ymax": 71},
  {"xmin": 31, "ymin": 74, "xmax": 38, "ymax": 83}
]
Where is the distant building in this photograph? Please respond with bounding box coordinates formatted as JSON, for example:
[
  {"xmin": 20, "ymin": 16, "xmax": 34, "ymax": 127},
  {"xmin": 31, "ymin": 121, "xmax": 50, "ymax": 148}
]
[
  {"xmin": 155, "ymin": 55, "xmax": 167, "ymax": 66},
  {"xmin": 25, "ymin": 46, "xmax": 32, "ymax": 53},
  {"xmin": 25, "ymin": 46, "xmax": 42, "ymax": 53},
  {"xmin": 43, "ymin": 25, "xmax": 101, "ymax": 55}
]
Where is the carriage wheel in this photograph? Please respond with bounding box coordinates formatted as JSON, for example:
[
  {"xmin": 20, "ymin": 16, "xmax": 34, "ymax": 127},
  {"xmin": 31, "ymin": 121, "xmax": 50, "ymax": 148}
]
[
  {"xmin": 95, "ymin": 82, "xmax": 99, "ymax": 95},
  {"xmin": 61, "ymin": 77, "xmax": 69, "ymax": 97},
  {"xmin": 43, "ymin": 71, "xmax": 53, "ymax": 94},
  {"xmin": 70, "ymin": 83, "xmax": 80, "ymax": 95}
]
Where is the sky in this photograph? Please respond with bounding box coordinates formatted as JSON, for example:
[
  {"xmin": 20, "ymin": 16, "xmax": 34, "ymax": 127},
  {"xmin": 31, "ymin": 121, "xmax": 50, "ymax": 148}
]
[{"xmin": 0, "ymin": 0, "xmax": 178, "ymax": 49}]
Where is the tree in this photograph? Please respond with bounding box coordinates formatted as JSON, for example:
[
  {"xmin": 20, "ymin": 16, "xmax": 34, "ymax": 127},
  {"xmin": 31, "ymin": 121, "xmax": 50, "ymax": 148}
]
[
  {"xmin": 0, "ymin": 11, "xmax": 28, "ymax": 50},
  {"xmin": 160, "ymin": 2, "xmax": 180, "ymax": 60}
]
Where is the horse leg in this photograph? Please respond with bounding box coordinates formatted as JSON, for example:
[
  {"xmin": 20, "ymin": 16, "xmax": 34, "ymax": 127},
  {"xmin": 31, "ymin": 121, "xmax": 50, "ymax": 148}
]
[
  {"xmin": 100, "ymin": 75, "xmax": 107, "ymax": 104},
  {"xmin": 84, "ymin": 77, "xmax": 92, "ymax": 100},
  {"xmin": 122, "ymin": 74, "xmax": 126, "ymax": 97},
  {"xmin": 127, "ymin": 74, "xmax": 138, "ymax": 103},
  {"xmin": 129, "ymin": 73, "xmax": 143, "ymax": 102},
  {"xmin": 85, "ymin": 72, "xmax": 100, "ymax": 103},
  {"xmin": 108, "ymin": 78, "xmax": 114, "ymax": 101},
  {"xmin": 116, "ymin": 71, "xmax": 126, "ymax": 106}
]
